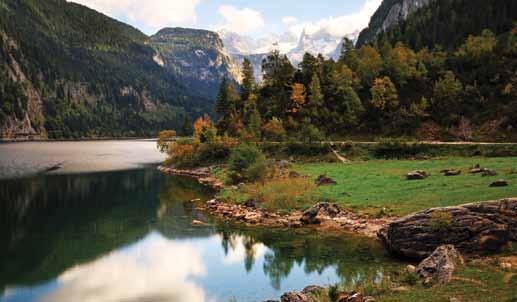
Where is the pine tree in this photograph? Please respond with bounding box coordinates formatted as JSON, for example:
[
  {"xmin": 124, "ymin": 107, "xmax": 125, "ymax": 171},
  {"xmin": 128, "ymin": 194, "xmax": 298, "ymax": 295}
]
[
  {"xmin": 305, "ymin": 73, "xmax": 324, "ymax": 123},
  {"xmin": 181, "ymin": 115, "xmax": 193, "ymax": 136},
  {"xmin": 216, "ymin": 77, "xmax": 232, "ymax": 116},
  {"xmin": 240, "ymin": 58, "xmax": 255, "ymax": 102}
]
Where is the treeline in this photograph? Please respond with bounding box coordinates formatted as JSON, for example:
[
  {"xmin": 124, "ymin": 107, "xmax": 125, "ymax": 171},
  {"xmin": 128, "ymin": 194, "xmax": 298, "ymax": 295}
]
[{"xmin": 215, "ymin": 26, "xmax": 517, "ymax": 141}]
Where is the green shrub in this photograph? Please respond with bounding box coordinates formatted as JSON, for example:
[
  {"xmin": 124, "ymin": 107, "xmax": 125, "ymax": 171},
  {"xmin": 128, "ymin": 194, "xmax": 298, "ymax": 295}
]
[
  {"xmin": 228, "ymin": 143, "xmax": 268, "ymax": 183},
  {"xmin": 374, "ymin": 138, "xmax": 429, "ymax": 159},
  {"xmin": 298, "ymin": 123, "xmax": 325, "ymax": 143},
  {"xmin": 286, "ymin": 142, "xmax": 330, "ymax": 156}
]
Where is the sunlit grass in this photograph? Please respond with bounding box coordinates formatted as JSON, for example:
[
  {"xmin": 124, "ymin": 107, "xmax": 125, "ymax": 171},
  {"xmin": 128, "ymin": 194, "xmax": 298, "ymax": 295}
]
[
  {"xmin": 218, "ymin": 177, "xmax": 317, "ymax": 211},
  {"xmin": 297, "ymin": 157, "xmax": 517, "ymax": 216}
]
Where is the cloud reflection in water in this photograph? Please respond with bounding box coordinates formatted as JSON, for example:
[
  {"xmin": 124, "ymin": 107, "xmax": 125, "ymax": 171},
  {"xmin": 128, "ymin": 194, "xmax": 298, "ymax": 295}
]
[{"xmin": 43, "ymin": 232, "xmax": 208, "ymax": 302}]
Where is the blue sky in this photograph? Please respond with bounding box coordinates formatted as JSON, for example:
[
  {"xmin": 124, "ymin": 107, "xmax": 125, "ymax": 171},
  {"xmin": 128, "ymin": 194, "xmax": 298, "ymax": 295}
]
[{"xmin": 70, "ymin": 0, "xmax": 381, "ymax": 38}]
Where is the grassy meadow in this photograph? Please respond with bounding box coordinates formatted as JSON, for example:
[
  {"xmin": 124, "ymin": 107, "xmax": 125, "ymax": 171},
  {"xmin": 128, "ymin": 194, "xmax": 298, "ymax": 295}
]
[
  {"xmin": 218, "ymin": 156, "xmax": 517, "ymax": 217},
  {"xmin": 298, "ymin": 157, "xmax": 517, "ymax": 216}
]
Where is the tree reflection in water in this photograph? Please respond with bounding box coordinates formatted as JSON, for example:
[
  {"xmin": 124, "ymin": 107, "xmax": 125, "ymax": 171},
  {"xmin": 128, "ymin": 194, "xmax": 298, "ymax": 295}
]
[
  {"xmin": 213, "ymin": 225, "xmax": 401, "ymax": 291},
  {"xmin": 0, "ymin": 168, "xmax": 401, "ymax": 302}
]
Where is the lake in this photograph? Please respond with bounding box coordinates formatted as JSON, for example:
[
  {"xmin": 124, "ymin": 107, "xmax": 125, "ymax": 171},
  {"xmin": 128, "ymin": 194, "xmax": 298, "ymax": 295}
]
[{"xmin": 0, "ymin": 141, "xmax": 399, "ymax": 302}]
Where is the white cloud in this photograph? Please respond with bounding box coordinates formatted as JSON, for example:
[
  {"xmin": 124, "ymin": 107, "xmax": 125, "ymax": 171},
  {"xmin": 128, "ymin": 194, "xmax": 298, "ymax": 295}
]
[
  {"xmin": 217, "ymin": 5, "xmax": 265, "ymax": 35},
  {"xmin": 282, "ymin": 16, "xmax": 298, "ymax": 25},
  {"xmin": 286, "ymin": 0, "xmax": 382, "ymax": 39},
  {"xmin": 69, "ymin": 0, "xmax": 202, "ymax": 34}
]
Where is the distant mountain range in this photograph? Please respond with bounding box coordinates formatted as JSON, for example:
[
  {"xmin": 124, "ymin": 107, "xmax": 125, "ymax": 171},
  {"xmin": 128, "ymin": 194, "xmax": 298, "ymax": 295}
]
[
  {"xmin": 219, "ymin": 28, "xmax": 360, "ymax": 66},
  {"xmin": 218, "ymin": 28, "xmax": 359, "ymax": 81}
]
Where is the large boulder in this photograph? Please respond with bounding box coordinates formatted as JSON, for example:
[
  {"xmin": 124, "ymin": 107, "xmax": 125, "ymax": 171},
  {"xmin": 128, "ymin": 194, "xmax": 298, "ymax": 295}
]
[
  {"xmin": 378, "ymin": 198, "xmax": 517, "ymax": 259},
  {"xmin": 301, "ymin": 202, "xmax": 341, "ymax": 225},
  {"xmin": 416, "ymin": 245, "xmax": 464, "ymax": 286}
]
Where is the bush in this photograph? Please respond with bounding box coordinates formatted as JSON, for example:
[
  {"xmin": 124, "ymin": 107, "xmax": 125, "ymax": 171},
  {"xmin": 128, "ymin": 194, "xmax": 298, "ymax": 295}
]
[
  {"xmin": 286, "ymin": 141, "xmax": 330, "ymax": 157},
  {"xmin": 228, "ymin": 143, "xmax": 268, "ymax": 183},
  {"xmin": 298, "ymin": 123, "xmax": 325, "ymax": 143},
  {"xmin": 374, "ymin": 138, "xmax": 429, "ymax": 159},
  {"xmin": 165, "ymin": 136, "xmax": 238, "ymax": 168},
  {"xmin": 157, "ymin": 130, "xmax": 177, "ymax": 152},
  {"xmin": 262, "ymin": 117, "xmax": 286, "ymax": 141}
]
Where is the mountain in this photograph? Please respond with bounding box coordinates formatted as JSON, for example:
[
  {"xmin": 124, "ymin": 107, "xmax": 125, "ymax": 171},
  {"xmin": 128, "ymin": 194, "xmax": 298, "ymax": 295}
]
[
  {"xmin": 151, "ymin": 28, "xmax": 241, "ymax": 99},
  {"xmin": 357, "ymin": 0, "xmax": 433, "ymax": 47},
  {"xmin": 220, "ymin": 28, "xmax": 357, "ymax": 77},
  {"xmin": 0, "ymin": 0, "xmax": 225, "ymax": 139},
  {"xmin": 288, "ymin": 30, "xmax": 360, "ymax": 65},
  {"xmin": 357, "ymin": 0, "xmax": 517, "ymax": 49},
  {"xmin": 0, "ymin": 0, "xmax": 207, "ymax": 139}
]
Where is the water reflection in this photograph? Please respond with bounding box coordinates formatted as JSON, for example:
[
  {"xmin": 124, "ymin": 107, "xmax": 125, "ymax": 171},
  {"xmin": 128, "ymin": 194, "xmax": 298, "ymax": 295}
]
[
  {"xmin": 44, "ymin": 233, "xmax": 207, "ymax": 302},
  {"xmin": 0, "ymin": 168, "xmax": 400, "ymax": 302}
]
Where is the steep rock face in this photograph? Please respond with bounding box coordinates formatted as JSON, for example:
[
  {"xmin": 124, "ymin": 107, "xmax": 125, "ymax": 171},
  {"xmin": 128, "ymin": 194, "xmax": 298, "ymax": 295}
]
[
  {"xmin": 357, "ymin": 0, "xmax": 433, "ymax": 46},
  {"xmin": 378, "ymin": 198, "xmax": 517, "ymax": 259},
  {"xmin": 151, "ymin": 28, "xmax": 241, "ymax": 98},
  {"xmin": 0, "ymin": 31, "xmax": 45, "ymax": 138}
]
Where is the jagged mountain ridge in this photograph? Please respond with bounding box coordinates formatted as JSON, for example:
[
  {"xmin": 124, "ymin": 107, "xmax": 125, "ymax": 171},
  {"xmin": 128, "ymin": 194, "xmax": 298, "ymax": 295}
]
[{"xmin": 220, "ymin": 29, "xmax": 359, "ymax": 81}]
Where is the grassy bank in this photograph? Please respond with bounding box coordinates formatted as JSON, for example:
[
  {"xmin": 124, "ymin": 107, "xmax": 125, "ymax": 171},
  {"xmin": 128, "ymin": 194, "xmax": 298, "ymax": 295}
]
[
  {"xmin": 379, "ymin": 263, "xmax": 517, "ymax": 302},
  {"xmin": 298, "ymin": 157, "xmax": 517, "ymax": 216},
  {"xmin": 217, "ymin": 157, "xmax": 517, "ymax": 216}
]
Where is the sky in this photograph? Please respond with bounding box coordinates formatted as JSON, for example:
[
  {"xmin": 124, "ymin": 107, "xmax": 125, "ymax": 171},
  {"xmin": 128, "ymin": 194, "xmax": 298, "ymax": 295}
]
[{"xmin": 69, "ymin": 0, "xmax": 382, "ymax": 39}]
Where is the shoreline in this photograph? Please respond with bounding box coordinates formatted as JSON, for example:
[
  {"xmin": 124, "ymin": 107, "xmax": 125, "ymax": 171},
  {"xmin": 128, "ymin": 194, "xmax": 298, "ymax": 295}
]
[
  {"xmin": 158, "ymin": 165, "xmax": 395, "ymax": 238},
  {"xmin": 0, "ymin": 136, "xmax": 158, "ymax": 144}
]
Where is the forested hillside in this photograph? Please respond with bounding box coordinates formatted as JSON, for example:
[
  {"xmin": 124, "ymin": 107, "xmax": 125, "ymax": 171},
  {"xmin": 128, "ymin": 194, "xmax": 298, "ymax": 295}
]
[
  {"xmin": 0, "ymin": 0, "xmax": 211, "ymax": 139},
  {"xmin": 358, "ymin": 0, "xmax": 517, "ymax": 50},
  {"xmin": 373, "ymin": 0, "xmax": 517, "ymax": 50},
  {"xmin": 214, "ymin": 24, "xmax": 517, "ymax": 141}
]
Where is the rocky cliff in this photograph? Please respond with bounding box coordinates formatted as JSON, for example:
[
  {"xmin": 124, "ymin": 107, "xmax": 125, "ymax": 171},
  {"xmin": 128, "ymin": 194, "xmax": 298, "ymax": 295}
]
[
  {"xmin": 357, "ymin": 0, "xmax": 433, "ymax": 46},
  {"xmin": 151, "ymin": 28, "xmax": 241, "ymax": 98}
]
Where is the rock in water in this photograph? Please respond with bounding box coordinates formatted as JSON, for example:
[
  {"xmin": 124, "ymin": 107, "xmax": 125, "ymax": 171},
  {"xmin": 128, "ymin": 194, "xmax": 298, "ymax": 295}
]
[
  {"xmin": 378, "ymin": 198, "xmax": 517, "ymax": 259},
  {"xmin": 416, "ymin": 245, "xmax": 464, "ymax": 286}
]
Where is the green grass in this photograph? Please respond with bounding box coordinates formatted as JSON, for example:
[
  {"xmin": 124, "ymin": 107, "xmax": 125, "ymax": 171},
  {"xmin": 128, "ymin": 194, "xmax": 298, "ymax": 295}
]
[
  {"xmin": 378, "ymin": 263, "xmax": 517, "ymax": 302},
  {"xmin": 297, "ymin": 157, "xmax": 517, "ymax": 216}
]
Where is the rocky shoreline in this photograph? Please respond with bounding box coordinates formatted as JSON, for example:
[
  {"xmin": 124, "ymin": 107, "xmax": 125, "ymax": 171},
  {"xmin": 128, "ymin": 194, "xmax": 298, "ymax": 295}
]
[
  {"xmin": 159, "ymin": 165, "xmax": 517, "ymax": 302},
  {"xmin": 158, "ymin": 165, "xmax": 393, "ymax": 238}
]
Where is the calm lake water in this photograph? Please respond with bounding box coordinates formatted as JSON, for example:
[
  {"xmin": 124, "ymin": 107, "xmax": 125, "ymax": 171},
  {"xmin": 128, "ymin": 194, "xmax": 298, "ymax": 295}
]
[{"xmin": 0, "ymin": 141, "xmax": 399, "ymax": 302}]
